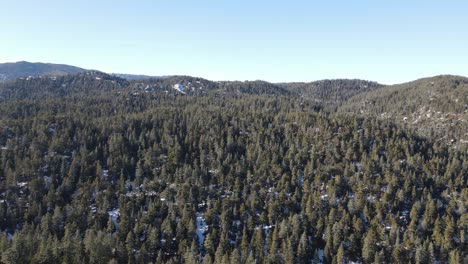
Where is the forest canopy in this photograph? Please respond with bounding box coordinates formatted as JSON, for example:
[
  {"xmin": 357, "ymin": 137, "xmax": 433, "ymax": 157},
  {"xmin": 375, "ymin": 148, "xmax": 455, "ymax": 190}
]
[{"xmin": 0, "ymin": 72, "xmax": 466, "ymax": 263}]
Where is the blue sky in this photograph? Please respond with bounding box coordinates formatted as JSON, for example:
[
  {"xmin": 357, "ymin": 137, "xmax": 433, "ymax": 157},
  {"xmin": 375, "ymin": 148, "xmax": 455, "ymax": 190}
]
[{"xmin": 1, "ymin": 0, "xmax": 467, "ymax": 84}]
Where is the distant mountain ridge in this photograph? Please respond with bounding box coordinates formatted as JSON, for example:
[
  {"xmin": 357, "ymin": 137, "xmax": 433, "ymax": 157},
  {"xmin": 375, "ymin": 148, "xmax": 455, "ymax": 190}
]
[
  {"xmin": 0, "ymin": 61, "xmax": 164, "ymax": 82},
  {"xmin": 0, "ymin": 70, "xmax": 128, "ymax": 101},
  {"xmin": 0, "ymin": 61, "xmax": 86, "ymax": 81},
  {"xmin": 0, "ymin": 62, "xmax": 382, "ymax": 99},
  {"xmin": 111, "ymin": 73, "xmax": 166, "ymax": 80},
  {"xmin": 0, "ymin": 69, "xmax": 382, "ymax": 101}
]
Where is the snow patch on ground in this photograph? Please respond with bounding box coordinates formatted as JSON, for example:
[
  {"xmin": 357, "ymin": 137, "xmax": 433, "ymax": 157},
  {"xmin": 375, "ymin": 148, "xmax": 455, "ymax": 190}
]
[
  {"xmin": 173, "ymin": 84, "xmax": 186, "ymax": 94},
  {"xmin": 2, "ymin": 228, "xmax": 18, "ymax": 241},
  {"xmin": 108, "ymin": 208, "xmax": 120, "ymax": 232},
  {"xmin": 311, "ymin": 248, "xmax": 324, "ymax": 263},
  {"xmin": 2, "ymin": 230, "xmax": 14, "ymax": 241},
  {"xmin": 102, "ymin": 170, "xmax": 109, "ymax": 180},
  {"xmin": 354, "ymin": 162, "xmax": 362, "ymax": 170},
  {"xmin": 17, "ymin": 182, "xmax": 28, "ymax": 188},
  {"xmin": 318, "ymin": 248, "xmax": 324, "ymax": 263},
  {"xmin": 196, "ymin": 212, "xmax": 208, "ymax": 247}
]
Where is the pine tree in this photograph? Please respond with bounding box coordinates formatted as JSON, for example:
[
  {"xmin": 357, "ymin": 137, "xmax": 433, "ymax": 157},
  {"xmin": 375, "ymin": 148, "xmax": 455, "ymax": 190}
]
[
  {"xmin": 336, "ymin": 243, "xmax": 345, "ymax": 264},
  {"xmin": 126, "ymin": 231, "xmax": 136, "ymax": 264},
  {"xmin": 203, "ymin": 232, "xmax": 215, "ymax": 256},
  {"xmin": 444, "ymin": 216, "xmax": 456, "ymax": 250},
  {"xmin": 297, "ymin": 231, "xmax": 309, "ymax": 263},
  {"xmin": 362, "ymin": 229, "xmax": 377, "ymax": 263}
]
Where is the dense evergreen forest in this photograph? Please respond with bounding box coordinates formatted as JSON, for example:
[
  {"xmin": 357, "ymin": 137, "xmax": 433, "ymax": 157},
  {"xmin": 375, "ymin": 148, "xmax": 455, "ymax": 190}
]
[
  {"xmin": 0, "ymin": 72, "xmax": 466, "ymax": 263},
  {"xmin": 339, "ymin": 75, "xmax": 468, "ymax": 150}
]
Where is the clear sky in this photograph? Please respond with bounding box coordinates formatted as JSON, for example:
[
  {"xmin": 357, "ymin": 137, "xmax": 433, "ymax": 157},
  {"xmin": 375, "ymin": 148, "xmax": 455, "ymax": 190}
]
[{"xmin": 1, "ymin": 0, "xmax": 467, "ymax": 84}]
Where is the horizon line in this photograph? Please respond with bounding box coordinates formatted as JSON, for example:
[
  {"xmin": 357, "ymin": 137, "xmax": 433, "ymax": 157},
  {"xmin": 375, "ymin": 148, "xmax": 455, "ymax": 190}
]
[{"xmin": 1, "ymin": 60, "xmax": 467, "ymax": 86}]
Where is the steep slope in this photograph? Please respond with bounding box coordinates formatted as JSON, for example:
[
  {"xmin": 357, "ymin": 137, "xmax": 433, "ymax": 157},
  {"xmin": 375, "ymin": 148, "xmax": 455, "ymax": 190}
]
[
  {"xmin": 339, "ymin": 75, "xmax": 468, "ymax": 148},
  {"xmin": 282, "ymin": 79, "xmax": 383, "ymax": 111},
  {"xmin": 0, "ymin": 61, "xmax": 86, "ymax": 82}
]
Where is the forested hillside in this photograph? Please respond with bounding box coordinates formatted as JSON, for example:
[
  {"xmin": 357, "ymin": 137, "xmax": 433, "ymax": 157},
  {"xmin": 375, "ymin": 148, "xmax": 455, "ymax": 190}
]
[
  {"xmin": 282, "ymin": 79, "xmax": 383, "ymax": 112},
  {"xmin": 0, "ymin": 71, "xmax": 128, "ymax": 102},
  {"xmin": 0, "ymin": 72, "xmax": 466, "ymax": 263},
  {"xmin": 339, "ymin": 75, "xmax": 468, "ymax": 150}
]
